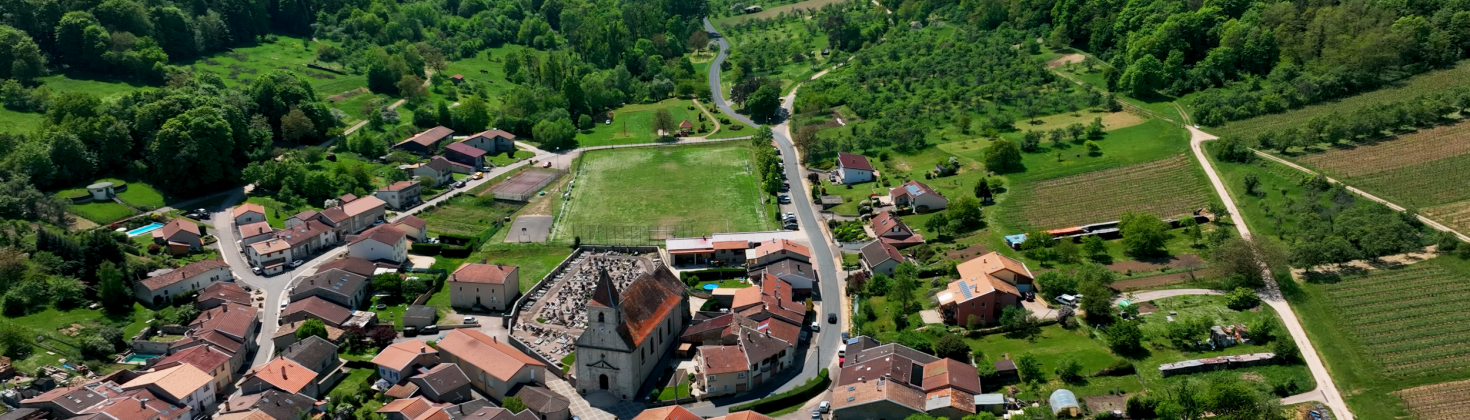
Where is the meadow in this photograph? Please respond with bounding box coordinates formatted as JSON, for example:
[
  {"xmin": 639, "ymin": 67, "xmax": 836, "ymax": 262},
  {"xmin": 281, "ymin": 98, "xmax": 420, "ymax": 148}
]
[
  {"xmin": 571, "ymin": 99, "xmax": 701, "ymax": 148},
  {"xmin": 1210, "ymin": 60, "xmax": 1470, "ymax": 139},
  {"xmin": 185, "ymin": 36, "xmax": 362, "ymax": 93},
  {"xmin": 712, "ymin": 0, "xmax": 850, "ymax": 25},
  {"xmin": 418, "ymin": 194, "xmax": 524, "ymax": 238},
  {"xmin": 554, "ymin": 144, "xmax": 771, "ymax": 244}
]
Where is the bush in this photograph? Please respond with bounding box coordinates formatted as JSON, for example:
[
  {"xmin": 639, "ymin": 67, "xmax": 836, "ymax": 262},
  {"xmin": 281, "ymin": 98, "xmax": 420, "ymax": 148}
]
[
  {"xmin": 410, "ymin": 243, "xmax": 444, "ymax": 255},
  {"xmin": 440, "ymin": 245, "xmax": 472, "ymax": 258},
  {"xmin": 1094, "ymin": 359, "xmax": 1136, "ymax": 377},
  {"xmin": 1225, "ymin": 287, "xmax": 1260, "ymax": 310},
  {"xmin": 728, "ymin": 369, "xmax": 830, "ymax": 413},
  {"xmin": 679, "ymin": 268, "xmax": 747, "ymax": 282}
]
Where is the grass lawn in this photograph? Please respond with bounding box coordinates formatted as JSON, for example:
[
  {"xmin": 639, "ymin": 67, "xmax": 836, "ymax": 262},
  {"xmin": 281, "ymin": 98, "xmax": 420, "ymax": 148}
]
[
  {"xmin": 695, "ymin": 280, "xmax": 751, "ymax": 289},
  {"xmin": 185, "ymin": 36, "xmax": 364, "ymax": 93},
  {"xmin": 38, "ymin": 74, "xmax": 149, "ymax": 98},
  {"xmin": 418, "ymin": 194, "xmax": 524, "ymax": 238},
  {"xmin": 441, "ymin": 45, "xmax": 547, "ymax": 98},
  {"xmin": 655, "ymin": 381, "xmax": 691, "ymax": 401},
  {"xmin": 488, "ymin": 150, "xmax": 535, "ymax": 166},
  {"xmin": 570, "ymin": 99, "xmax": 700, "ymax": 148},
  {"xmin": 0, "ymin": 108, "xmax": 43, "ymax": 134},
  {"xmin": 424, "ymin": 244, "xmax": 573, "ymax": 296},
  {"xmin": 328, "ymin": 366, "xmax": 378, "ymax": 401},
  {"xmin": 721, "ymin": 18, "xmax": 834, "ymax": 93},
  {"xmin": 555, "ymin": 144, "xmax": 771, "ymax": 243},
  {"xmin": 246, "ymin": 196, "xmax": 307, "ymax": 228},
  {"xmin": 69, "ymin": 201, "xmax": 138, "ymax": 224},
  {"xmin": 8, "ymin": 303, "xmax": 152, "ymax": 374}
]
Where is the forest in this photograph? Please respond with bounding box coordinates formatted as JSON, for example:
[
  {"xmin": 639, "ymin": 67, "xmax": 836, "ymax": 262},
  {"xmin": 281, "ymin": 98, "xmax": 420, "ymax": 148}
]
[{"xmin": 0, "ymin": 0, "xmax": 710, "ymax": 203}]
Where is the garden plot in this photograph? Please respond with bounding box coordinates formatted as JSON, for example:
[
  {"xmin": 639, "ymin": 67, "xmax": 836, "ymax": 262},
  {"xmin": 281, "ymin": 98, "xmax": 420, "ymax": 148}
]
[{"xmin": 1003, "ymin": 155, "xmax": 1212, "ymax": 230}]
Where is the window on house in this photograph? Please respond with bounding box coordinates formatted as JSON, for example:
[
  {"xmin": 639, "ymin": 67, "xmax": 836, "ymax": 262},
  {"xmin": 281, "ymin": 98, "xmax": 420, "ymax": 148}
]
[
  {"xmin": 708, "ymin": 375, "xmax": 717, "ymax": 381},
  {"xmin": 737, "ymin": 372, "xmax": 745, "ymax": 379}
]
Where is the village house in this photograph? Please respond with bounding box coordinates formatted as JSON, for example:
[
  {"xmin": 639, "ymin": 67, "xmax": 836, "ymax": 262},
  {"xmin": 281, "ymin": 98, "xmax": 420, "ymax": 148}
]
[
  {"xmin": 279, "ymin": 336, "xmax": 345, "ymax": 394},
  {"xmin": 153, "ymin": 339, "xmax": 235, "ymax": 394},
  {"xmin": 372, "ymin": 340, "xmax": 440, "ymax": 385},
  {"xmin": 218, "ymin": 390, "xmax": 321, "ymax": 420},
  {"xmin": 446, "ymin": 262, "xmax": 520, "ymax": 312},
  {"xmin": 859, "ymin": 240, "xmax": 905, "ymax": 276},
  {"xmin": 240, "ymin": 357, "xmax": 320, "ymax": 397},
  {"xmin": 404, "ymin": 157, "xmax": 456, "ymax": 187},
  {"xmin": 347, "ymin": 225, "xmax": 409, "ymax": 264},
  {"xmin": 678, "ymin": 120, "xmax": 694, "ymax": 136},
  {"xmin": 870, "ymin": 211, "xmax": 924, "ymax": 248},
  {"xmin": 402, "ymin": 305, "xmax": 437, "ymax": 329},
  {"xmin": 832, "ymin": 342, "xmax": 987, "ymax": 420},
  {"xmin": 747, "ymin": 258, "xmax": 815, "ymax": 297},
  {"xmin": 436, "ymin": 329, "xmax": 546, "ymax": 400},
  {"xmin": 319, "ymin": 256, "xmax": 397, "ymax": 277},
  {"xmin": 285, "ymin": 210, "xmax": 319, "ymax": 228},
  {"xmin": 247, "ymin": 239, "xmax": 291, "ymax": 276},
  {"xmin": 377, "ymin": 181, "xmax": 423, "ymax": 211},
  {"xmin": 22, "ymin": 381, "xmax": 190, "ymax": 420},
  {"xmin": 238, "ymin": 221, "xmax": 274, "ymax": 247},
  {"xmin": 273, "ymin": 320, "xmax": 345, "ymax": 351},
  {"xmin": 174, "ymin": 302, "xmax": 260, "ymax": 374},
  {"xmin": 444, "ymin": 142, "xmax": 488, "ymax": 171},
  {"xmin": 936, "ymin": 252, "xmax": 1034, "ymax": 326},
  {"xmin": 506, "ymin": 385, "xmax": 571, "ymax": 420},
  {"xmin": 665, "ymin": 236, "xmax": 751, "ymax": 266},
  {"xmin": 134, "ymin": 260, "xmax": 231, "ymax": 306},
  {"xmin": 408, "ymin": 364, "xmax": 473, "ymax": 403},
  {"xmin": 889, "ymin": 180, "xmax": 948, "ymax": 212},
  {"xmin": 120, "ymin": 364, "xmax": 218, "ymax": 415},
  {"xmin": 630, "ymin": 406, "xmax": 702, "ymax": 420},
  {"xmin": 289, "ymin": 268, "xmax": 369, "ymax": 311},
  {"xmin": 319, "ymin": 195, "xmax": 388, "ymax": 237},
  {"xmin": 392, "ymin": 216, "xmax": 429, "ymax": 242},
  {"xmin": 575, "ymin": 266, "xmax": 690, "ymax": 400},
  {"xmin": 693, "ymin": 316, "xmax": 799, "ymax": 398},
  {"xmin": 195, "ymin": 282, "xmax": 251, "ymax": 310},
  {"xmin": 731, "ymin": 274, "xmax": 806, "ymax": 327},
  {"xmin": 281, "ymin": 296, "xmax": 355, "ymax": 328},
  {"xmin": 462, "ymin": 129, "xmax": 517, "ymax": 154},
  {"xmin": 745, "ymin": 239, "xmax": 811, "ymax": 268},
  {"xmin": 836, "ymin": 153, "xmax": 876, "ymax": 184},
  {"xmin": 393, "ymin": 126, "xmax": 454, "ymax": 155},
  {"xmin": 153, "ymin": 218, "xmax": 204, "ymax": 255},
  {"xmin": 232, "ymin": 203, "xmax": 267, "ymax": 226}
]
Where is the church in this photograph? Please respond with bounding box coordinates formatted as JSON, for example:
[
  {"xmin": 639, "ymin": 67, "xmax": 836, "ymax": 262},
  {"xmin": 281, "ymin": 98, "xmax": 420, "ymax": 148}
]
[{"xmin": 575, "ymin": 264, "xmax": 690, "ymax": 400}]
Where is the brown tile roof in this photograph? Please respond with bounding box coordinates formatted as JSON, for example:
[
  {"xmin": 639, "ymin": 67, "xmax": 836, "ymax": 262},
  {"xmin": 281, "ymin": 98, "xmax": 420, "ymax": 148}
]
[
  {"xmin": 757, "ymin": 318, "xmax": 801, "ymax": 346},
  {"xmin": 98, "ymin": 389, "xmax": 188, "ymax": 420},
  {"xmin": 394, "ymin": 215, "xmax": 427, "ymax": 231},
  {"xmin": 139, "ymin": 260, "xmax": 229, "ymax": 291},
  {"xmin": 318, "ymin": 257, "xmax": 382, "ymax": 278},
  {"xmin": 239, "ymin": 221, "xmax": 273, "ymax": 239},
  {"xmin": 172, "ymin": 329, "xmax": 246, "ymax": 355},
  {"xmin": 396, "ymin": 126, "xmax": 454, "ymax": 148},
  {"xmin": 837, "ymin": 153, "xmax": 874, "ymax": 171},
  {"xmin": 247, "ymin": 358, "xmax": 318, "ymax": 394},
  {"xmin": 372, "ymin": 341, "xmax": 438, "ymax": 371},
  {"xmin": 291, "ymin": 210, "xmax": 319, "ymax": 222},
  {"xmin": 957, "ymin": 252, "xmax": 1033, "ymax": 284},
  {"xmin": 157, "ymin": 218, "xmax": 201, "ymax": 239},
  {"xmin": 381, "ymin": 181, "xmax": 420, "ymax": 192},
  {"xmin": 470, "ymin": 129, "xmax": 516, "ymax": 141},
  {"xmin": 446, "ymin": 142, "xmax": 487, "ymax": 158},
  {"xmin": 190, "ymin": 302, "xmax": 259, "ymax": 340},
  {"xmin": 922, "ymin": 359, "xmax": 982, "ymax": 394},
  {"xmin": 870, "ymin": 212, "xmax": 911, "ymax": 236},
  {"xmin": 436, "ymin": 330, "xmax": 543, "ymax": 382},
  {"xmin": 344, "ymin": 196, "xmax": 387, "ymax": 217},
  {"xmin": 507, "ymin": 384, "xmax": 569, "ymax": 414},
  {"xmin": 277, "ymin": 220, "xmax": 330, "ymax": 246},
  {"xmin": 251, "ymin": 239, "xmax": 290, "ymax": 255},
  {"xmin": 925, "ymin": 388, "xmax": 976, "ymax": 414},
  {"xmin": 449, "ymin": 263, "xmax": 516, "ymax": 285},
  {"xmin": 385, "ymin": 382, "xmax": 420, "ymax": 399},
  {"xmin": 738, "ymin": 326, "xmax": 789, "ymax": 363},
  {"xmin": 631, "ymin": 406, "xmax": 702, "ymax": 420},
  {"xmin": 234, "ymin": 203, "xmax": 266, "ymax": 219},
  {"xmin": 274, "ymin": 321, "xmax": 345, "ymax": 341},
  {"xmin": 698, "ymin": 345, "xmax": 747, "ymax": 375},
  {"xmin": 197, "ymin": 282, "xmax": 251, "ymax": 307},
  {"xmin": 594, "ymin": 266, "xmax": 686, "ymax": 347},
  {"xmin": 860, "ymin": 241, "xmax": 903, "ymax": 267},
  {"xmin": 378, "ymin": 397, "xmax": 433, "ymax": 419},
  {"xmin": 711, "ymin": 412, "xmax": 775, "ymax": 420},
  {"xmin": 283, "ymin": 296, "xmax": 353, "ymax": 325},
  {"xmin": 889, "ymin": 180, "xmax": 943, "ymax": 201},
  {"xmin": 749, "ymin": 239, "xmax": 810, "ymax": 260},
  {"xmin": 120, "ymin": 364, "xmax": 214, "ymax": 401},
  {"xmin": 340, "ymin": 194, "xmax": 358, "ymax": 203},
  {"xmin": 426, "ymin": 156, "xmax": 454, "ymax": 172},
  {"xmin": 679, "ymin": 120, "xmax": 693, "ymax": 128},
  {"xmin": 712, "ymin": 240, "xmax": 749, "ymax": 250},
  {"xmin": 464, "ymin": 407, "xmax": 535, "ymax": 420},
  {"xmin": 348, "ymin": 225, "xmax": 405, "ymax": 246},
  {"xmin": 832, "ymin": 378, "xmax": 925, "ymax": 412},
  {"xmin": 681, "ymin": 313, "xmax": 741, "ymax": 340},
  {"xmin": 730, "ymin": 287, "xmax": 761, "ymax": 310},
  {"xmin": 587, "ymin": 268, "xmax": 620, "ymax": 308},
  {"xmin": 319, "ymin": 207, "xmax": 349, "ymax": 223},
  {"xmin": 152, "ymin": 344, "xmax": 232, "ymax": 374}
]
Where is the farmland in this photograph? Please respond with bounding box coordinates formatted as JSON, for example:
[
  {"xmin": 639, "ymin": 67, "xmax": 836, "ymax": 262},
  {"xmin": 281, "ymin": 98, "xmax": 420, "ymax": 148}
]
[
  {"xmin": 1210, "ymin": 60, "xmax": 1470, "ymax": 139},
  {"xmin": 1395, "ymin": 379, "xmax": 1470, "ymax": 420},
  {"xmin": 418, "ymin": 194, "xmax": 523, "ymax": 238},
  {"xmin": 1423, "ymin": 201, "xmax": 1470, "ymax": 235},
  {"xmin": 1000, "ymin": 155, "xmax": 1212, "ymax": 230},
  {"xmin": 1284, "ymin": 121, "xmax": 1470, "ymax": 212},
  {"xmin": 554, "ymin": 144, "xmax": 771, "ymax": 244}
]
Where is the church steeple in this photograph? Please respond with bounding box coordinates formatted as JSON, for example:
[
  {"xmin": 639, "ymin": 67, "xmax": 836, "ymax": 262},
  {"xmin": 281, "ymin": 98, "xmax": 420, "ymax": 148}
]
[
  {"xmin": 588, "ymin": 267, "xmax": 621, "ymax": 327},
  {"xmin": 589, "ymin": 266, "xmax": 620, "ymax": 308}
]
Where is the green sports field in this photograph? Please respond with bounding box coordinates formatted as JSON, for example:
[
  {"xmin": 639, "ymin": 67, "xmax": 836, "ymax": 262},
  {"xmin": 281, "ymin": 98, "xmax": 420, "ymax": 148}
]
[{"xmin": 554, "ymin": 144, "xmax": 772, "ymax": 244}]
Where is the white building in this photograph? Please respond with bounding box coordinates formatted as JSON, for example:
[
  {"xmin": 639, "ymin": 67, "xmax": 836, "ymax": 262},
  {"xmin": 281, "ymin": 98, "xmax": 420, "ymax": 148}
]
[
  {"xmin": 836, "ymin": 153, "xmax": 875, "ymax": 184},
  {"xmin": 347, "ymin": 225, "xmax": 408, "ymax": 263},
  {"xmin": 575, "ymin": 265, "xmax": 689, "ymax": 400},
  {"xmin": 134, "ymin": 260, "xmax": 232, "ymax": 306}
]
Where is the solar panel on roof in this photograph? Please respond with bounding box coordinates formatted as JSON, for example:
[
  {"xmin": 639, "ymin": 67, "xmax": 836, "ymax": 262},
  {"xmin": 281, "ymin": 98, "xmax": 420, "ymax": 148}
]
[
  {"xmin": 906, "ymin": 185, "xmax": 923, "ymax": 196},
  {"xmin": 958, "ymin": 281, "xmax": 972, "ymax": 299}
]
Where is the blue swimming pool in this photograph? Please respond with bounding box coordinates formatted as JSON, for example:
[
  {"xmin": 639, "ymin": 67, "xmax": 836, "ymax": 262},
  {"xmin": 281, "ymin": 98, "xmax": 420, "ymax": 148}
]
[
  {"xmin": 702, "ymin": 284, "xmax": 718, "ymax": 291},
  {"xmin": 126, "ymin": 222, "xmax": 165, "ymax": 236},
  {"xmin": 123, "ymin": 353, "xmax": 158, "ymax": 364}
]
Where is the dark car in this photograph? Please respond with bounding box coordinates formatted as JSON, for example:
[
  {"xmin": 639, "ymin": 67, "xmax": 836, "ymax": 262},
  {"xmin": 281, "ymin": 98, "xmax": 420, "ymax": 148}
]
[{"xmin": 827, "ymin": 313, "xmax": 837, "ymax": 324}]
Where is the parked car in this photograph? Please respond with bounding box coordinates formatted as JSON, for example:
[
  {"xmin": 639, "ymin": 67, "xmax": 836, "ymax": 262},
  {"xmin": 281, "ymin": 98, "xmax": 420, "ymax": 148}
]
[
  {"xmin": 812, "ymin": 410, "xmax": 821, "ymax": 420},
  {"xmin": 777, "ymin": 195, "xmax": 791, "ymax": 204},
  {"xmin": 783, "ymin": 223, "xmax": 799, "ymax": 231},
  {"xmin": 474, "ymin": 171, "xmax": 484, "ymax": 180},
  {"xmin": 841, "ymin": 332, "xmax": 850, "ymax": 341},
  {"xmin": 288, "ymin": 260, "xmax": 304, "ymax": 268},
  {"xmin": 784, "ymin": 212, "xmax": 796, "ymax": 219},
  {"xmin": 251, "ymin": 266, "xmax": 262, "ymax": 275},
  {"xmin": 819, "ymin": 401, "xmax": 831, "ymax": 413},
  {"xmin": 810, "ymin": 322, "xmax": 820, "ymax": 332},
  {"xmin": 828, "ymin": 313, "xmax": 837, "ymax": 324},
  {"xmin": 455, "ymin": 180, "xmax": 467, "ymax": 188},
  {"xmin": 463, "ymin": 316, "xmax": 478, "ymax": 324},
  {"xmin": 404, "ymin": 327, "xmax": 417, "ymax": 337},
  {"xmin": 421, "ymin": 325, "xmax": 438, "ymax": 334}
]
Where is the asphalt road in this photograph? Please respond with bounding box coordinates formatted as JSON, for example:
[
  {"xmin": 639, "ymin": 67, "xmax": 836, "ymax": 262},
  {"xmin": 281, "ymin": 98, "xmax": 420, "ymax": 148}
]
[{"xmin": 691, "ymin": 17, "xmax": 845, "ymax": 415}]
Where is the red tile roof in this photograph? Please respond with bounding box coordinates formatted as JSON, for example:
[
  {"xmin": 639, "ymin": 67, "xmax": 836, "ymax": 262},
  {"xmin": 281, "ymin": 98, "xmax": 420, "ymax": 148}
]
[
  {"xmin": 317, "ymin": 257, "xmax": 381, "ymax": 278},
  {"xmin": 710, "ymin": 412, "xmax": 776, "ymax": 420},
  {"xmin": 436, "ymin": 330, "xmax": 543, "ymax": 382},
  {"xmin": 197, "ymin": 282, "xmax": 251, "ymax": 307},
  {"xmin": 470, "ymin": 129, "xmax": 516, "ymax": 141},
  {"xmin": 713, "ymin": 240, "xmax": 749, "ymax": 250},
  {"xmin": 749, "ymin": 239, "xmax": 811, "ymax": 260},
  {"xmin": 838, "ymin": 153, "xmax": 874, "ymax": 171},
  {"xmin": 699, "ymin": 345, "xmax": 747, "ymax": 375},
  {"xmin": 156, "ymin": 218, "xmax": 201, "ymax": 240},
  {"xmin": 349, "ymin": 225, "xmax": 406, "ymax": 246},
  {"xmin": 373, "ymin": 341, "xmax": 438, "ymax": 371},
  {"xmin": 344, "ymin": 196, "xmax": 387, "ymax": 217},
  {"xmin": 284, "ymin": 296, "xmax": 353, "ymax": 325},
  {"xmin": 396, "ymin": 126, "xmax": 454, "ymax": 148},
  {"xmin": 190, "ymin": 302, "xmax": 259, "ymax": 340},
  {"xmin": 450, "ymin": 263, "xmax": 517, "ymax": 285},
  {"xmin": 381, "ymin": 181, "xmax": 419, "ymax": 192},
  {"xmin": 394, "ymin": 215, "xmax": 427, "ymax": 232},
  {"xmin": 922, "ymin": 358, "xmax": 982, "ymax": 394},
  {"xmin": 446, "ymin": 142, "xmax": 487, "ymax": 158},
  {"xmin": 631, "ymin": 406, "xmax": 703, "ymax": 420},
  {"xmin": 139, "ymin": 260, "xmax": 229, "ymax": 291},
  {"xmin": 238, "ymin": 221, "xmax": 273, "ymax": 239},
  {"xmin": 247, "ymin": 358, "xmax": 317, "ymax": 394},
  {"xmin": 233, "ymin": 203, "xmax": 266, "ymax": 218}
]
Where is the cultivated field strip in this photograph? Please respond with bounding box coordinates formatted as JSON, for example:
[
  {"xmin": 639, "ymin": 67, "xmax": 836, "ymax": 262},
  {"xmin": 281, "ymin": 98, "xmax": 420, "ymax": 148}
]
[
  {"xmin": 1396, "ymin": 379, "xmax": 1470, "ymax": 420},
  {"xmin": 1349, "ymin": 154, "xmax": 1470, "ymax": 208},
  {"xmin": 1298, "ymin": 122, "xmax": 1470, "ymax": 178},
  {"xmin": 1424, "ymin": 200, "xmax": 1470, "ymax": 236},
  {"xmin": 1323, "ymin": 265, "xmax": 1470, "ymax": 376},
  {"xmin": 1011, "ymin": 155, "xmax": 1212, "ymax": 229}
]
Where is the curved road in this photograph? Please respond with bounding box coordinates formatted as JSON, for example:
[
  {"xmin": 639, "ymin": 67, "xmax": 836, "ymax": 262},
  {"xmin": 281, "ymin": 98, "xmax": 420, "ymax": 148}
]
[
  {"xmin": 1188, "ymin": 126, "xmax": 1354, "ymax": 420},
  {"xmin": 688, "ymin": 17, "xmax": 846, "ymax": 416}
]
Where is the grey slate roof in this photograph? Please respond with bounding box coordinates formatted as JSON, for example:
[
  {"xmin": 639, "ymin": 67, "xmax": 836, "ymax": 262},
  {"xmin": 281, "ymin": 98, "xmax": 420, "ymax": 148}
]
[
  {"xmin": 404, "ymin": 305, "xmax": 437, "ymax": 322},
  {"xmin": 280, "ymin": 336, "xmax": 339, "ymax": 373},
  {"xmin": 294, "ymin": 269, "xmax": 367, "ymax": 305},
  {"xmin": 507, "ymin": 385, "xmax": 570, "ymax": 414},
  {"xmin": 410, "ymin": 364, "xmax": 471, "ymax": 395},
  {"xmin": 444, "ymin": 400, "xmax": 495, "ymax": 420},
  {"xmin": 250, "ymin": 390, "xmax": 318, "ymax": 420}
]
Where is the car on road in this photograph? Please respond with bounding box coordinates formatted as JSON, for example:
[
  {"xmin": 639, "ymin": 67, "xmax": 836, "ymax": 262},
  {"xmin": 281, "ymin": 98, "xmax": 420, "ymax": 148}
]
[
  {"xmin": 280, "ymin": 302, "xmax": 288, "ymax": 309},
  {"xmin": 819, "ymin": 401, "xmax": 831, "ymax": 413},
  {"xmin": 841, "ymin": 332, "xmax": 850, "ymax": 341},
  {"xmin": 810, "ymin": 322, "xmax": 820, "ymax": 332},
  {"xmin": 783, "ymin": 222, "xmax": 799, "ymax": 231},
  {"xmin": 777, "ymin": 194, "xmax": 791, "ymax": 204},
  {"xmin": 828, "ymin": 313, "xmax": 837, "ymax": 324},
  {"xmin": 288, "ymin": 260, "xmax": 304, "ymax": 268},
  {"xmin": 421, "ymin": 325, "xmax": 438, "ymax": 334},
  {"xmin": 811, "ymin": 410, "xmax": 821, "ymax": 420},
  {"xmin": 463, "ymin": 316, "xmax": 478, "ymax": 324},
  {"xmin": 252, "ymin": 266, "xmax": 262, "ymax": 275},
  {"xmin": 454, "ymin": 180, "xmax": 467, "ymax": 188}
]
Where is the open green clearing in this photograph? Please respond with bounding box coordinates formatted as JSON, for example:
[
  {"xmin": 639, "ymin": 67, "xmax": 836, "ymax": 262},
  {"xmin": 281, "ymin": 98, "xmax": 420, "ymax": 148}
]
[
  {"xmin": 441, "ymin": 45, "xmax": 544, "ymax": 98},
  {"xmin": 1288, "ymin": 257, "xmax": 1470, "ymax": 420},
  {"xmin": 555, "ymin": 144, "xmax": 771, "ymax": 244},
  {"xmin": 571, "ymin": 99, "xmax": 701, "ymax": 148},
  {"xmin": 1211, "ymin": 61, "xmax": 1470, "ymax": 139},
  {"xmin": 69, "ymin": 201, "xmax": 138, "ymax": 224},
  {"xmin": 722, "ymin": 18, "xmax": 834, "ymax": 93},
  {"xmin": 424, "ymin": 244, "xmax": 574, "ymax": 295},
  {"xmin": 0, "ymin": 108, "xmax": 44, "ymax": 134},
  {"xmin": 37, "ymin": 74, "xmax": 150, "ymax": 98},
  {"xmin": 418, "ymin": 194, "xmax": 524, "ymax": 238},
  {"xmin": 186, "ymin": 36, "xmax": 362, "ymax": 93},
  {"xmin": 713, "ymin": 0, "xmax": 850, "ymax": 25}
]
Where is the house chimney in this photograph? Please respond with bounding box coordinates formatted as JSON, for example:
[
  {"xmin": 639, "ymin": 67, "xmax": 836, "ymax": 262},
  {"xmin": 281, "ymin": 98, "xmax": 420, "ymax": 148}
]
[
  {"xmin": 140, "ymin": 399, "xmax": 146, "ymax": 409},
  {"xmin": 480, "ymin": 258, "xmax": 488, "ymax": 264},
  {"xmin": 226, "ymin": 401, "xmax": 231, "ymax": 411},
  {"xmin": 281, "ymin": 366, "xmax": 287, "ymax": 379},
  {"xmin": 223, "ymin": 305, "xmax": 228, "ymax": 313}
]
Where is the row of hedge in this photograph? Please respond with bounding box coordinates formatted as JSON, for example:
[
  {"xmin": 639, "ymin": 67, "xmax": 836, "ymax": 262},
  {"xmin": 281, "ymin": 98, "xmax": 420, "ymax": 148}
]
[
  {"xmin": 408, "ymin": 226, "xmax": 501, "ymax": 258},
  {"xmin": 729, "ymin": 369, "xmax": 830, "ymax": 414},
  {"xmin": 678, "ymin": 267, "xmax": 747, "ymax": 283}
]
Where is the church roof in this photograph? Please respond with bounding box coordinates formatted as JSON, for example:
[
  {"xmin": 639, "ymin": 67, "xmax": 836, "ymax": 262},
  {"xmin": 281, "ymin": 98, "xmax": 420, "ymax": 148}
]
[
  {"xmin": 588, "ymin": 267, "xmax": 620, "ymax": 308},
  {"xmin": 578, "ymin": 265, "xmax": 685, "ymax": 350}
]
